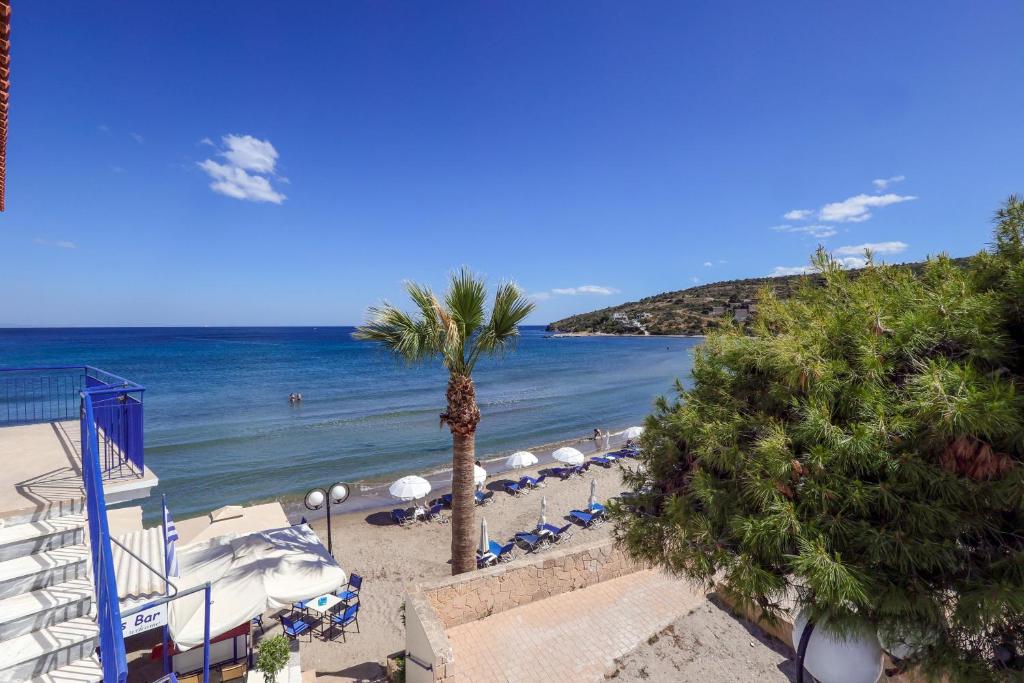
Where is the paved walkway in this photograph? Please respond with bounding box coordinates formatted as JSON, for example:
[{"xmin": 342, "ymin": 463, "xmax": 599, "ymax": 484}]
[{"xmin": 445, "ymin": 569, "xmax": 705, "ymax": 682}]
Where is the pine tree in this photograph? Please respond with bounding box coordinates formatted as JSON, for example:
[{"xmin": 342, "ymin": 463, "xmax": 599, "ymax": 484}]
[{"xmin": 614, "ymin": 198, "xmax": 1024, "ymax": 680}]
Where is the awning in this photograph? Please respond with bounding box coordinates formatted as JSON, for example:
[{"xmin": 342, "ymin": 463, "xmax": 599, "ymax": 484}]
[
  {"xmin": 168, "ymin": 524, "xmax": 345, "ymax": 649},
  {"xmin": 113, "ymin": 526, "xmax": 168, "ymax": 608}
]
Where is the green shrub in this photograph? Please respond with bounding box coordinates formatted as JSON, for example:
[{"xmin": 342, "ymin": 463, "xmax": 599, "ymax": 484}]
[
  {"xmin": 255, "ymin": 634, "xmax": 290, "ymax": 683},
  {"xmin": 614, "ymin": 197, "xmax": 1024, "ymax": 680}
]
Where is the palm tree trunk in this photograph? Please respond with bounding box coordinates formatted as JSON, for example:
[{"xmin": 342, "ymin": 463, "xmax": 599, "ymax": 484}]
[
  {"xmin": 443, "ymin": 374, "xmax": 481, "ymax": 575},
  {"xmin": 450, "ymin": 430, "xmax": 477, "ymax": 574}
]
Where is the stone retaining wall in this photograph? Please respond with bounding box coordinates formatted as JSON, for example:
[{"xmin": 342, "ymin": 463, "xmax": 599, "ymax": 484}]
[{"xmin": 403, "ymin": 536, "xmax": 642, "ymax": 682}]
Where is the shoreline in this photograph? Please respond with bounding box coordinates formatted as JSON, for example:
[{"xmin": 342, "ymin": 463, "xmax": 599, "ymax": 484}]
[{"xmin": 279, "ymin": 426, "xmax": 639, "ymax": 524}]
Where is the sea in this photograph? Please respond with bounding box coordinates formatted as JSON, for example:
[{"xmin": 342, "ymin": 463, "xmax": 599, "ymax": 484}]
[{"xmin": 0, "ymin": 327, "xmax": 698, "ymax": 521}]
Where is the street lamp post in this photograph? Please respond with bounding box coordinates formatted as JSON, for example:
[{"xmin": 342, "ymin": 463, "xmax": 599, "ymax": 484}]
[{"xmin": 303, "ymin": 481, "xmax": 350, "ymax": 557}]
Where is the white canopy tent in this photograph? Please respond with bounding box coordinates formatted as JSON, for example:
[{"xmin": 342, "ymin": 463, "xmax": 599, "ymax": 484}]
[{"xmin": 167, "ymin": 524, "xmax": 345, "ymax": 649}]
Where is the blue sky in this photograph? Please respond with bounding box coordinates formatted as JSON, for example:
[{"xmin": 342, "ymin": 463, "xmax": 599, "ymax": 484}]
[{"xmin": 1, "ymin": 2, "xmax": 1022, "ymax": 326}]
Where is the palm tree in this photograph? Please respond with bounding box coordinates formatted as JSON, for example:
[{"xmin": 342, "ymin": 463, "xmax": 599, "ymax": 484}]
[{"xmin": 355, "ymin": 268, "xmax": 535, "ymax": 574}]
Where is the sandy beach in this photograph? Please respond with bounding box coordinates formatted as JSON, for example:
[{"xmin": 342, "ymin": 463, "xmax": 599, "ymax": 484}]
[{"xmin": 297, "ymin": 456, "xmax": 626, "ymax": 681}]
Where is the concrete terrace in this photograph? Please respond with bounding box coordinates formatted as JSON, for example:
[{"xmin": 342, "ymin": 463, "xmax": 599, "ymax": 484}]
[
  {"xmin": 444, "ymin": 569, "xmax": 705, "ymax": 682},
  {"xmin": 0, "ymin": 420, "xmax": 157, "ymax": 522}
]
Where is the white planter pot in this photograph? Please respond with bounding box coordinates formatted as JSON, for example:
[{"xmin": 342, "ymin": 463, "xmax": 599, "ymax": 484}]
[{"xmin": 793, "ymin": 611, "xmax": 884, "ymax": 683}]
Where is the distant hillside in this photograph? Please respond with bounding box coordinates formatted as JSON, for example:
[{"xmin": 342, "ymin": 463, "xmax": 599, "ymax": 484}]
[{"xmin": 546, "ymin": 259, "xmax": 970, "ymax": 336}]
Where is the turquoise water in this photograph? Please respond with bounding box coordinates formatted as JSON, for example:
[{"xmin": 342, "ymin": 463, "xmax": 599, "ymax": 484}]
[{"xmin": 0, "ymin": 327, "xmax": 697, "ymax": 519}]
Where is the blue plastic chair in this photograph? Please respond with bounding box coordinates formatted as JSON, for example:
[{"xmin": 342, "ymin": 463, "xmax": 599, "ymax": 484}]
[
  {"xmin": 327, "ymin": 603, "xmax": 360, "ymax": 642},
  {"xmin": 281, "ymin": 614, "xmax": 311, "ymax": 641},
  {"xmin": 488, "ymin": 540, "xmax": 516, "ymax": 562},
  {"xmin": 251, "ymin": 614, "xmax": 265, "ymax": 634},
  {"xmin": 589, "ymin": 502, "xmax": 607, "ymax": 515},
  {"xmin": 336, "ymin": 574, "xmax": 362, "ymax": 603}
]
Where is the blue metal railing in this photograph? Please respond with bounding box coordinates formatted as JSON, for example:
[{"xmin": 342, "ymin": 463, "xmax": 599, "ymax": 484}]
[
  {"xmin": 81, "ymin": 391, "xmax": 128, "ymax": 683},
  {"xmin": 0, "ymin": 366, "xmax": 145, "ymax": 474}
]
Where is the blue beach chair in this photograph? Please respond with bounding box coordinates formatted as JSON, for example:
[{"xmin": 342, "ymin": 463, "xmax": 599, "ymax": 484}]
[
  {"xmin": 441, "ymin": 494, "xmax": 453, "ymax": 507},
  {"xmin": 503, "ymin": 481, "xmax": 521, "ymax": 496},
  {"xmin": 540, "ymin": 524, "xmax": 573, "ymax": 544},
  {"xmin": 392, "ymin": 508, "xmax": 413, "ymax": 525},
  {"xmin": 569, "ymin": 510, "xmax": 598, "ymax": 528},
  {"xmin": 488, "ymin": 540, "xmax": 516, "ymax": 563},
  {"xmin": 514, "ymin": 532, "xmax": 544, "ymax": 552},
  {"xmin": 475, "ymin": 490, "xmax": 494, "ymax": 505},
  {"xmin": 589, "ymin": 502, "xmax": 606, "ymax": 515},
  {"xmin": 425, "ymin": 503, "xmax": 446, "ymax": 522},
  {"xmin": 590, "ymin": 457, "xmax": 612, "ymax": 468}
]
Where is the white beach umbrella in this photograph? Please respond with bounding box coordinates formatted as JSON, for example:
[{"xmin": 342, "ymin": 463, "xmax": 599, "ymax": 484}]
[
  {"xmin": 588, "ymin": 479, "xmax": 597, "ymax": 510},
  {"xmin": 539, "ymin": 496, "xmax": 547, "ymax": 528},
  {"xmin": 551, "ymin": 447, "xmax": 584, "ymax": 466},
  {"xmin": 453, "ymin": 465, "xmax": 488, "ymax": 487},
  {"xmin": 623, "ymin": 426, "xmax": 644, "ymax": 439},
  {"xmin": 505, "ymin": 450, "xmax": 538, "ymax": 470},
  {"xmin": 479, "ymin": 517, "xmax": 490, "ymax": 556},
  {"xmin": 389, "ymin": 475, "xmax": 432, "ymax": 502}
]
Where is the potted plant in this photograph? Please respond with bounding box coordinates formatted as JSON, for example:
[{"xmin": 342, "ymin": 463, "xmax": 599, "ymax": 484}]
[{"xmin": 256, "ymin": 635, "xmax": 290, "ymax": 683}]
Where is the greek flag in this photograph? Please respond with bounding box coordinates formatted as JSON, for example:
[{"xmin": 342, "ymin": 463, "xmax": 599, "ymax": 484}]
[{"xmin": 163, "ymin": 499, "xmax": 180, "ymax": 578}]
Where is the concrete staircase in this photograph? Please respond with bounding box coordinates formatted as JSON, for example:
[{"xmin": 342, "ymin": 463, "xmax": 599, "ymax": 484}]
[{"xmin": 0, "ymin": 503, "xmax": 103, "ymax": 682}]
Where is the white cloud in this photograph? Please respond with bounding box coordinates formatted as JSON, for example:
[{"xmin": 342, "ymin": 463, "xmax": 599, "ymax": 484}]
[
  {"xmin": 773, "ymin": 224, "xmax": 837, "ymax": 238},
  {"xmin": 550, "ymin": 285, "xmax": 620, "ymax": 296},
  {"xmin": 703, "ymin": 261, "xmax": 713, "ymax": 267},
  {"xmin": 222, "ymin": 134, "xmax": 279, "ymax": 173},
  {"xmin": 833, "ymin": 241, "xmax": 908, "ymax": 256},
  {"xmin": 197, "ymin": 134, "xmax": 286, "ymax": 204},
  {"xmin": 198, "ymin": 160, "xmax": 286, "ymax": 204},
  {"xmin": 129, "ymin": 132, "xmax": 145, "ymax": 144},
  {"xmin": 872, "ymin": 175, "xmax": 905, "ymax": 190},
  {"xmin": 784, "ymin": 209, "xmax": 813, "ymax": 221},
  {"xmin": 690, "ymin": 276, "xmax": 700, "ymax": 283},
  {"xmin": 34, "ymin": 238, "xmax": 77, "ymax": 249},
  {"xmin": 819, "ymin": 193, "xmax": 916, "ymax": 223},
  {"xmin": 528, "ymin": 292, "xmax": 552, "ymax": 301},
  {"xmin": 770, "ymin": 265, "xmax": 815, "ymax": 277},
  {"xmin": 199, "ymin": 137, "xmax": 214, "ymax": 146}
]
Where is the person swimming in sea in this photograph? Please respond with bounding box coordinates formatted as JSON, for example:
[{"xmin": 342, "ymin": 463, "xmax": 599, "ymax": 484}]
[{"xmin": 288, "ymin": 392, "xmax": 303, "ymax": 403}]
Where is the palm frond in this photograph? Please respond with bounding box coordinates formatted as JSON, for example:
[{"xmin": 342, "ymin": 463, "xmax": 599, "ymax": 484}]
[
  {"xmin": 354, "ymin": 302, "xmax": 441, "ymax": 363},
  {"xmin": 469, "ymin": 281, "xmax": 535, "ymax": 370}
]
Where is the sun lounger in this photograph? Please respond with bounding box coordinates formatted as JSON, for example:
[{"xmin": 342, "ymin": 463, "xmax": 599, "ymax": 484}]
[
  {"xmin": 514, "ymin": 532, "xmax": 544, "ymax": 552},
  {"xmin": 492, "ymin": 540, "xmax": 516, "ymax": 562},
  {"xmin": 503, "ymin": 481, "xmax": 521, "ymax": 496},
  {"xmin": 552, "ymin": 467, "xmax": 573, "ymax": 480},
  {"xmin": 590, "ymin": 457, "xmax": 612, "ymax": 468},
  {"xmin": 441, "ymin": 493, "xmax": 453, "ymax": 507},
  {"xmin": 588, "ymin": 502, "xmax": 606, "ymax": 515},
  {"xmin": 425, "ymin": 503, "xmax": 446, "ymax": 522},
  {"xmin": 327, "ymin": 603, "xmax": 361, "ymax": 642},
  {"xmin": 475, "ymin": 490, "xmax": 494, "ymax": 505},
  {"xmin": 569, "ymin": 510, "xmax": 599, "ymax": 528},
  {"xmin": 539, "ymin": 522, "xmax": 574, "ymax": 543},
  {"xmin": 281, "ymin": 614, "xmax": 312, "ymax": 641},
  {"xmin": 391, "ymin": 508, "xmax": 413, "ymax": 525}
]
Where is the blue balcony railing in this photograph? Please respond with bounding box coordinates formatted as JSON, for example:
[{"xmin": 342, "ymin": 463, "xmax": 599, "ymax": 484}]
[
  {"xmin": 0, "ymin": 366, "xmax": 145, "ymax": 474},
  {"xmin": 81, "ymin": 391, "xmax": 128, "ymax": 683}
]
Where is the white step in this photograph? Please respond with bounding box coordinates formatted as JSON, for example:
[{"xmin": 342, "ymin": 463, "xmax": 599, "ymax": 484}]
[
  {"xmin": 27, "ymin": 655, "xmax": 102, "ymax": 683},
  {"xmin": 0, "ymin": 545, "xmax": 89, "ymax": 600},
  {"xmin": 0, "ymin": 514, "xmax": 86, "ymax": 562},
  {"xmin": 0, "ymin": 578, "xmax": 93, "ymax": 640},
  {"xmin": 0, "ymin": 616, "xmax": 98, "ymax": 682}
]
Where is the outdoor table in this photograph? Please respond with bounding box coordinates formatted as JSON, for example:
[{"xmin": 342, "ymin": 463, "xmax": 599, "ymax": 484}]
[{"xmin": 304, "ymin": 593, "xmax": 342, "ymax": 636}]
